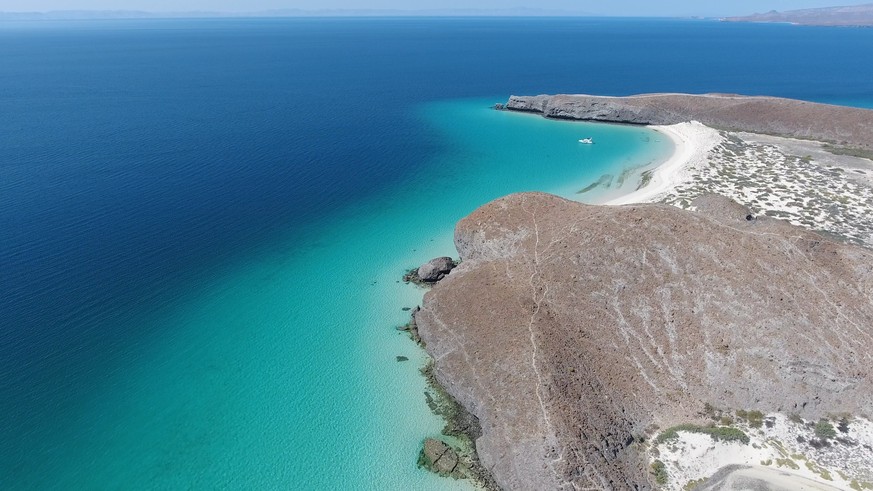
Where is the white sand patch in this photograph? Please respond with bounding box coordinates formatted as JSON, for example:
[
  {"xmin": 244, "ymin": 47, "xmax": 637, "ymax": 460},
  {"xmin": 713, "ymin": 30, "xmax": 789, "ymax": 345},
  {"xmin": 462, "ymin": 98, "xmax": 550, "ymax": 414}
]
[
  {"xmin": 593, "ymin": 119, "xmax": 873, "ymax": 247},
  {"xmin": 606, "ymin": 121, "xmax": 722, "ymax": 206},
  {"xmin": 657, "ymin": 130, "xmax": 873, "ymax": 248},
  {"xmin": 712, "ymin": 466, "xmax": 845, "ymax": 490},
  {"xmin": 651, "ymin": 414, "xmax": 873, "ymax": 490}
]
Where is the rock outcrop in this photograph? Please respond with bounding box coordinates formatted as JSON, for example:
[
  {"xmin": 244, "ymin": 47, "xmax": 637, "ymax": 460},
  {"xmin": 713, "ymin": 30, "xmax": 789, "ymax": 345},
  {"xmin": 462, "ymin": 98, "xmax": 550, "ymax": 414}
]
[
  {"xmin": 420, "ymin": 438, "xmax": 460, "ymax": 476},
  {"xmin": 417, "ymin": 257, "xmax": 457, "ymax": 283},
  {"xmin": 505, "ymin": 93, "xmax": 873, "ymax": 151},
  {"xmin": 415, "ymin": 192, "xmax": 873, "ymax": 489}
]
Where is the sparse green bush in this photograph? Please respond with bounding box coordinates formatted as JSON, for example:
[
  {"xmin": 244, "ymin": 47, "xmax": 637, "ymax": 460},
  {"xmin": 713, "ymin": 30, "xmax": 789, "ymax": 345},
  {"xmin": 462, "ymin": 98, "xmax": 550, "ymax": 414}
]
[
  {"xmin": 815, "ymin": 420, "xmax": 837, "ymax": 439},
  {"xmin": 684, "ymin": 478, "xmax": 706, "ymax": 490},
  {"xmin": 652, "ymin": 460, "xmax": 668, "ymax": 485},
  {"xmin": 655, "ymin": 424, "xmax": 749, "ymax": 445},
  {"xmin": 805, "ymin": 460, "xmax": 833, "ymax": 481},
  {"xmin": 741, "ymin": 410, "xmax": 764, "ymax": 428}
]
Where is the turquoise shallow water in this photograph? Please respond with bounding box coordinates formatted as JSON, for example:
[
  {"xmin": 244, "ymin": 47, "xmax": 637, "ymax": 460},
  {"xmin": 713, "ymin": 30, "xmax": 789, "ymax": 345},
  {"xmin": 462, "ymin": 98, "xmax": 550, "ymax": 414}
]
[{"xmin": 9, "ymin": 99, "xmax": 669, "ymax": 489}]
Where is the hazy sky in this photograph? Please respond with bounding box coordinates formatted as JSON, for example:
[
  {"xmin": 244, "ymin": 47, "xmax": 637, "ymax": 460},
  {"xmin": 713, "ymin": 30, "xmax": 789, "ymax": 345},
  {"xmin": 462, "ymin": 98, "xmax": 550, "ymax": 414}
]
[{"xmin": 0, "ymin": 1, "xmax": 846, "ymax": 17}]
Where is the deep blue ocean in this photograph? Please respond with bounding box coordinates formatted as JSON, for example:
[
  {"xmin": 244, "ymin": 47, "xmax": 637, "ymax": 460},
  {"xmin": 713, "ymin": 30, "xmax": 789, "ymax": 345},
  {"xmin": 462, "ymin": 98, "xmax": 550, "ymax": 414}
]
[{"xmin": 1, "ymin": 17, "xmax": 872, "ymax": 488}]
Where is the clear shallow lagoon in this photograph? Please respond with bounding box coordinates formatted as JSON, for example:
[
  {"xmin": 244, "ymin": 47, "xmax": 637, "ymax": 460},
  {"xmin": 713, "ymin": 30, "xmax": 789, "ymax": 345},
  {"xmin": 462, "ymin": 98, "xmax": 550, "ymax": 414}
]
[{"xmin": 2, "ymin": 18, "xmax": 873, "ymax": 489}]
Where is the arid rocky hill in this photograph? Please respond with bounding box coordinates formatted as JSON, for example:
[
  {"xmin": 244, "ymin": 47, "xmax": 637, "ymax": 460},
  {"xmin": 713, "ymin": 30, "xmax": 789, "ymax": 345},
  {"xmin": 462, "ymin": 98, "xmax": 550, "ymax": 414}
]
[
  {"xmin": 416, "ymin": 192, "xmax": 873, "ymax": 489},
  {"xmin": 724, "ymin": 4, "xmax": 873, "ymax": 27},
  {"xmin": 505, "ymin": 93, "xmax": 873, "ymax": 151}
]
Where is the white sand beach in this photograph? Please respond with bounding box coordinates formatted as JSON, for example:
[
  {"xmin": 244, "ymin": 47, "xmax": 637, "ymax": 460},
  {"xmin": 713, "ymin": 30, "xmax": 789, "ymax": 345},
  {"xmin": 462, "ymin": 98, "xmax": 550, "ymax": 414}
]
[
  {"xmin": 600, "ymin": 119, "xmax": 873, "ymax": 248},
  {"xmin": 605, "ymin": 121, "xmax": 722, "ymax": 206}
]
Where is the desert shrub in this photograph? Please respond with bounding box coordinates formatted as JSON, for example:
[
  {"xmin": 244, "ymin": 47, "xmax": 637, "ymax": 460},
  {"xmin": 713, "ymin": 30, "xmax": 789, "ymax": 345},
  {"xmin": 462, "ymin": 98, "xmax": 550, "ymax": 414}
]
[
  {"xmin": 815, "ymin": 420, "xmax": 837, "ymax": 439},
  {"xmin": 655, "ymin": 424, "xmax": 749, "ymax": 445},
  {"xmin": 683, "ymin": 478, "xmax": 706, "ymax": 490},
  {"xmin": 747, "ymin": 410, "xmax": 764, "ymax": 428},
  {"xmin": 707, "ymin": 426, "xmax": 750, "ymax": 444},
  {"xmin": 651, "ymin": 460, "xmax": 668, "ymax": 485},
  {"xmin": 805, "ymin": 460, "xmax": 833, "ymax": 481}
]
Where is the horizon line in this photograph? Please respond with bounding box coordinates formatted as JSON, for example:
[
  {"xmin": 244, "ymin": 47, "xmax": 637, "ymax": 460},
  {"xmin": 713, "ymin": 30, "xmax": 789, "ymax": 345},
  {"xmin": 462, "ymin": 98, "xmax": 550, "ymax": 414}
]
[{"xmin": 0, "ymin": 9, "xmax": 721, "ymax": 20}]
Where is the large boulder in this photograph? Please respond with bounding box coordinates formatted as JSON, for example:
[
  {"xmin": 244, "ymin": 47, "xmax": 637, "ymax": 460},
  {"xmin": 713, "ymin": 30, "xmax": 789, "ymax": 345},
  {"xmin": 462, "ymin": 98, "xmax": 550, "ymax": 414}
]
[
  {"xmin": 417, "ymin": 257, "xmax": 456, "ymax": 283},
  {"xmin": 420, "ymin": 438, "xmax": 459, "ymax": 476}
]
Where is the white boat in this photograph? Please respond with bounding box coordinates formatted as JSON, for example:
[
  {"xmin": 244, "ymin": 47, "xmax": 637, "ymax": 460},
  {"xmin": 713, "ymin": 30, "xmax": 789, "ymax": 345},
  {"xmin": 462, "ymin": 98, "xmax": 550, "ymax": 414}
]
[{"xmin": 578, "ymin": 138, "xmax": 594, "ymax": 144}]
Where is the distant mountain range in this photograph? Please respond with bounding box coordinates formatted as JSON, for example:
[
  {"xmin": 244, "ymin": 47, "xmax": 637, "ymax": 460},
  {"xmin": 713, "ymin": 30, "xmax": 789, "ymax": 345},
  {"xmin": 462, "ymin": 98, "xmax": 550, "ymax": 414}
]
[
  {"xmin": 724, "ymin": 3, "xmax": 873, "ymax": 26},
  {"xmin": 0, "ymin": 8, "xmax": 595, "ymax": 21}
]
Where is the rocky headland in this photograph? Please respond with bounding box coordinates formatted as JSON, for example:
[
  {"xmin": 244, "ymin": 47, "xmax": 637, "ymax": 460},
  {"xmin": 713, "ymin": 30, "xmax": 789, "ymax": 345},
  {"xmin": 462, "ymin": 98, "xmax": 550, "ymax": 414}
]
[
  {"xmin": 416, "ymin": 192, "xmax": 873, "ymax": 489},
  {"xmin": 505, "ymin": 93, "xmax": 873, "ymax": 152},
  {"xmin": 412, "ymin": 94, "xmax": 873, "ymax": 489}
]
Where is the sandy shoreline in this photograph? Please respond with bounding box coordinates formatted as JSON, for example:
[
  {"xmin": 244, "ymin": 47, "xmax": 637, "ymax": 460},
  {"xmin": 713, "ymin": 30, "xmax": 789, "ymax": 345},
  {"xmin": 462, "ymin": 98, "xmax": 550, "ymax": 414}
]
[
  {"xmin": 604, "ymin": 121, "xmax": 722, "ymax": 206},
  {"xmin": 654, "ymin": 413, "xmax": 873, "ymax": 491},
  {"xmin": 597, "ymin": 119, "xmax": 873, "ymax": 248}
]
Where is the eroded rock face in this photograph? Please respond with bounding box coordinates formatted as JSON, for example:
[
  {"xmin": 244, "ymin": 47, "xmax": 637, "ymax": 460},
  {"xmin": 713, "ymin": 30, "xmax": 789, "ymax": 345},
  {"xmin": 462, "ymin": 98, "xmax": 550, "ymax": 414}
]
[
  {"xmin": 505, "ymin": 93, "xmax": 873, "ymax": 151},
  {"xmin": 416, "ymin": 192, "xmax": 873, "ymax": 490},
  {"xmin": 417, "ymin": 257, "xmax": 457, "ymax": 283}
]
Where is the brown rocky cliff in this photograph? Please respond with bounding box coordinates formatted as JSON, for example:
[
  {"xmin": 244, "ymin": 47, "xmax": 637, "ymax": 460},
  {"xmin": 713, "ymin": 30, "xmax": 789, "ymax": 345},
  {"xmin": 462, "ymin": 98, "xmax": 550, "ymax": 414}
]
[{"xmin": 416, "ymin": 192, "xmax": 873, "ymax": 490}]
